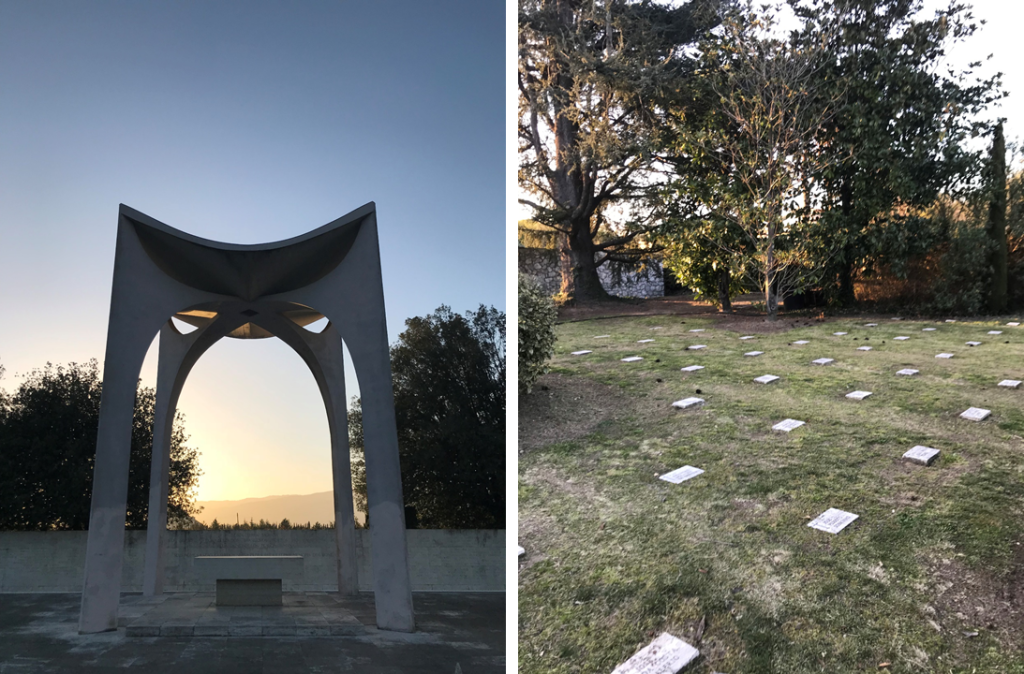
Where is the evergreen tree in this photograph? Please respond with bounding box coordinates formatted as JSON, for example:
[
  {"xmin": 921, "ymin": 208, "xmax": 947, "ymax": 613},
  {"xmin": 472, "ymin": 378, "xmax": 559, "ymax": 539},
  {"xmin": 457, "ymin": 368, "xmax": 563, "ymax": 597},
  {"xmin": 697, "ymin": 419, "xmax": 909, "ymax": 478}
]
[
  {"xmin": 0, "ymin": 360, "xmax": 202, "ymax": 530},
  {"xmin": 518, "ymin": 0, "xmax": 721, "ymax": 302}
]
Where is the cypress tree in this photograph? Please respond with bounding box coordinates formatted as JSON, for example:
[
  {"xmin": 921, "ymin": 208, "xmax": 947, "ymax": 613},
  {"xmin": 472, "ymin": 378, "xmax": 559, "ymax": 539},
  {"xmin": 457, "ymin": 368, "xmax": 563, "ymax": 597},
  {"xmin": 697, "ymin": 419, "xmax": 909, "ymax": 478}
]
[{"xmin": 987, "ymin": 121, "xmax": 1008, "ymax": 312}]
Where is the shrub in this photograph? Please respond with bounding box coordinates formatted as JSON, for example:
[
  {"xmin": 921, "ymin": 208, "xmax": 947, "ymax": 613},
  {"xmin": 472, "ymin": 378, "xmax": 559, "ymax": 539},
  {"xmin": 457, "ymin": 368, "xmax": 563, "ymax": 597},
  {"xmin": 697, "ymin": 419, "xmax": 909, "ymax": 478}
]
[
  {"xmin": 925, "ymin": 211, "xmax": 993, "ymax": 316},
  {"xmin": 518, "ymin": 274, "xmax": 557, "ymax": 394}
]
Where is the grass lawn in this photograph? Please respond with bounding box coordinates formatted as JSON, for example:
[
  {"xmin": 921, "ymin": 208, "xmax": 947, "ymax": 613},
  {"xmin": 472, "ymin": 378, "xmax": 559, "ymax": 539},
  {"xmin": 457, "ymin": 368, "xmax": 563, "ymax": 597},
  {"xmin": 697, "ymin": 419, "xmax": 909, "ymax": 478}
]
[{"xmin": 518, "ymin": 312, "xmax": 1024, "ymax": 674}]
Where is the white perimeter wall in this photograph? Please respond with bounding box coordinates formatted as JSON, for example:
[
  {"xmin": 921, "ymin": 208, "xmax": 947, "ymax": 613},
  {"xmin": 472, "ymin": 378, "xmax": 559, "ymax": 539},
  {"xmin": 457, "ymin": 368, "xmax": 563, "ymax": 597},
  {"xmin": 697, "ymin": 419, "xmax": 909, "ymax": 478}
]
[{"xmin": 0, "ymin": 529, "xmax": 503, "ymax": 593}]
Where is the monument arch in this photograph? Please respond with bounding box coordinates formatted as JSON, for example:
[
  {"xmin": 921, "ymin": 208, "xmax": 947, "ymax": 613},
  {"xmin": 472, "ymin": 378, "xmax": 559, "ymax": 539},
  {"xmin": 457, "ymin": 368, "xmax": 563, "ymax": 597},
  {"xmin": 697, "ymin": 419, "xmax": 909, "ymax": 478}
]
[{"xmin": 79, "ymin": 203, "xmax": 414, "ymax": 633}]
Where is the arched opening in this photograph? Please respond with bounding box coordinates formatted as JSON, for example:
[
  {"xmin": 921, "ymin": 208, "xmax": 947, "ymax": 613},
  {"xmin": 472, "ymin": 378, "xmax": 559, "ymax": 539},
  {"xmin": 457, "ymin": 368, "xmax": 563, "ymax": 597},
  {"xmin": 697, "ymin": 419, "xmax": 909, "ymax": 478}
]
[{"xmin": 173, "ymin": 336, "xmax": 344, "ymax": 528}]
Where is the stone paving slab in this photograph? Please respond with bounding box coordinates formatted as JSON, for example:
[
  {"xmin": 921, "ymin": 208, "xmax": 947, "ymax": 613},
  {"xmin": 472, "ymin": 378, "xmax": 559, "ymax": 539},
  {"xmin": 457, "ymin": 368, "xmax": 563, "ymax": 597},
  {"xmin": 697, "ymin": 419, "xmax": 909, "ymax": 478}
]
[
  {"xmin": 0, "ymin": 592, "xmax": 504, "ymax": 674},
  {"xmin": 121, "ymin": 593, "xmax": 369, "ymax": 638}
]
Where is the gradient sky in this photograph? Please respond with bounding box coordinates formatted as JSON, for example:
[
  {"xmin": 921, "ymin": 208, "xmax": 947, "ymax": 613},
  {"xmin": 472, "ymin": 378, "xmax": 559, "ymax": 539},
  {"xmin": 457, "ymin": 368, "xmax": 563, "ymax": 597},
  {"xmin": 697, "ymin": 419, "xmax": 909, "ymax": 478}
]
[{"xmin": 0, "ymin": 1, "xmax": 504, "ymax": 502}]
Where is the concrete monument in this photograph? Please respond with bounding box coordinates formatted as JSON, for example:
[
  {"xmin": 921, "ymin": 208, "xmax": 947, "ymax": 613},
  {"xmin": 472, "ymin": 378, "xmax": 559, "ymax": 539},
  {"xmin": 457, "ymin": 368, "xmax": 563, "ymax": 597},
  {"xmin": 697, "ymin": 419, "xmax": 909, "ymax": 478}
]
[{"xmin": 78, "ymin": 204, "xmax": 414, "ymax": 634}]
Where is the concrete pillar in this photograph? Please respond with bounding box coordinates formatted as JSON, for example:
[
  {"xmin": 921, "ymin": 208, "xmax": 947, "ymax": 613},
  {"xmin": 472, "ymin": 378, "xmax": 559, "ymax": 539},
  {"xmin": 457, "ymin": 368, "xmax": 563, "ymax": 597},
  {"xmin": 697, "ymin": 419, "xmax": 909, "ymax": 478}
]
[{"xmin": 141, "ymin": 323, "xmax": 185, "ymax": 597}]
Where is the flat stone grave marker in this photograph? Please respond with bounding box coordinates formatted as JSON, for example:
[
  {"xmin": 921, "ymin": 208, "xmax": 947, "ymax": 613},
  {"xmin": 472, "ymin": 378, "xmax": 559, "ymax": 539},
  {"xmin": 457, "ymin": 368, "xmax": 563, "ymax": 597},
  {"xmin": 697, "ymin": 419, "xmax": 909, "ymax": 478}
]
[
  {"xmin": 891, "ymin": 317, "xmax": 904, "ymax": 320},
  {"xmin": 638, "ymin": 339, "xmax": 655, "ymax": 343},
  {"xmin": 923, "ymin": 327, "xmax": 936, "ymax": 331},
  {"xmin": 896, "ymin": 368, "xmax": 919, "ymax": 376},
  {"xmin": 808, "ymin": 508, "xmax": 859, "ymax": 534},
  {"xmin": 812, "ymin": 358, "xmax": 834, "ymax": 365},
  {"xmin": 893, "ymin": 336, "xmax": 910, "ymax": 341},
  {"xmin": 865, "ymin": 323, "xmax": 878, "ymax": 327},
  {"xmin": 689, "ymin": 329, "xmax": 705, "ymax": 333},
  {"xmin": 740, "ymin": 335, "xmax": 756, "ymax": 340},
  {"xmin": 772, "ymin": 418, "xmax": 805, "ymax": 432},
  {"xmin": 744, "ymin": 351, "xmax": 764, "ymax": 357},
  {"xmin": 518, "ymin": 546, "xmax": 526, "ymax": 557},
  {"xmin": 659, "ymin": 465, "xmax": 705, "ymax": 484},
  {"xmin": 960, "ymin": 407, "xmax": 991, "ymax": 421},
  {"xmin": 998, "ymin": 379, "xmax": 1022, "ymax": 388},
  {"xmin": 988, "ymin": 331, "xmax": 1003, "ymax": 335},
  {"xmin": 833, "ymin": 331, "xmax": 848, "ymax": 336},
  {"xmin": 945, "ymin": 319, "xmax": 957, "ymax": 323},
  {"xmin": 936, "ymin": 353, "xmax": 954, "ymax": 359},
  {"xmin": 672, "ymin": 397, "xmax": 705, "ymax": 409},
  {"xmin": 681, "ymin": 365, "xmax": 704, "ymax": 372},
  {"xmin": 595, "ymin": 335, "xmax": 611, "ymax": 339},
  {"xmin": 611, "ymin": 632, "xmax": 699, "ymax": 674},
  {"xmin": 1008, "ymin": 322, "xmax": 1020, "ymax": 326},
  {"xmin": 845, "ymin": 390, "xmax": 872, "ymax": 400},
  {"xmin": 903, "ymin": 445, "xmax": 940, "ymax": 466},
  {"xmin": 688, "ymin": 344, "xmax": 707, "ymax": 350},
  {"xmin": 621, "ymin": 356, "xmax": 643, "ymax": 363},
  {"xmin": 571, "ymin": 350, "xmax": 593, "ymax": 356},
  {"xmin": 793, "ymin": 340, "xmax": 810, "ymax": 345},
  {"xmin": 857, "ymin": 346, "xmax": 872, "ymax": 351},
  {"xmin": 966, "ymin": 341, "xmax": 982, "ymax": 346},
  {"xmin": 754, "ymin": 374, "xmax": 780, "ymax": 384},
  {"xmin": 651, "ymin": 326, "xmax": 663, "ymax": 330}
]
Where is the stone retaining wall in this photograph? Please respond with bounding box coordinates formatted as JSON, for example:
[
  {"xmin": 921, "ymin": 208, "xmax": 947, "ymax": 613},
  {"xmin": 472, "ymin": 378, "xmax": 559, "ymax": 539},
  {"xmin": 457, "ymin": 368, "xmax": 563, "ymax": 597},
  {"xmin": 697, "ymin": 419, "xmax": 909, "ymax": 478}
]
[
  {"xmin": 518, "ymin": 247, "xmax": 664, "ymax": 298},
  {"xmin": 0, "ymin": 529, "xmax": 503, "ymax": 593}
]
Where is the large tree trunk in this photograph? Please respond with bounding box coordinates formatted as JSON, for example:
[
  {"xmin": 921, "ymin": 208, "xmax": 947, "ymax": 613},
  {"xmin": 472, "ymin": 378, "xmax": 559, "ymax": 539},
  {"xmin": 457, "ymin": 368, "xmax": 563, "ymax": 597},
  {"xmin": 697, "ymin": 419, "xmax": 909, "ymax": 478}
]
[
  {"xmin": 836, "ymin": 177, "xmax": 857, "ymax": 306},
  {"xmin": 838, "ymin": 261, "xmax": 855, "ymax": 306},
  {"xmin": 718, "ymin": 267, "xmax": 732, "ymax": 312},
  {"xmin": 988, "ymin": 122, "xmax": 1008, "ymax": 313},
  {"xmin": 557, "ymin": 230, "xmax": 610, "ymax": 303}
]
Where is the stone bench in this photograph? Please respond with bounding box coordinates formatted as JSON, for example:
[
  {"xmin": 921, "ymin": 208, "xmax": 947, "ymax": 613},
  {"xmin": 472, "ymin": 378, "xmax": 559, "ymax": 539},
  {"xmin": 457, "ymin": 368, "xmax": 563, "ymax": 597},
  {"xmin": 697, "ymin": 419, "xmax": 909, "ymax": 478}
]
[{"xmin": 194, "ymin": 556, "xmax": 304, "ymax": 606}]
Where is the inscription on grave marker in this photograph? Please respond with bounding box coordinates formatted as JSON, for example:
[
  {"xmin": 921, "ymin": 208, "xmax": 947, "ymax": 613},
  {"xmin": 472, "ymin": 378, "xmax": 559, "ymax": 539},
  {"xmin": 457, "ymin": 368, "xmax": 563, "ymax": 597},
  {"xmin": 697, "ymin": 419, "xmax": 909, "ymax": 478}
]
[
  {"xmin": 611, "ymin": 633, "xmax": 699, "ymax": 674},
  {"xmin": 672, "ymin": 397, "xmax": 705, "ymax": 409},
  {"xmin": 659, "ymin": 466, "xmax": 705, "ymax": 483},
  {"xmin": 960, "ymin": 407, "xmax": 991, "ymax": 421},
  {"xmin": 808, "ymin": 508, "xmax": 859, "ymax": 534},
  {"xmin": 772, "ymin": 418, "xmax": 805, "ymax": 432},
  {"xmin": 903, "ymin": 445, "xmax": 940, "ymax": 466}
]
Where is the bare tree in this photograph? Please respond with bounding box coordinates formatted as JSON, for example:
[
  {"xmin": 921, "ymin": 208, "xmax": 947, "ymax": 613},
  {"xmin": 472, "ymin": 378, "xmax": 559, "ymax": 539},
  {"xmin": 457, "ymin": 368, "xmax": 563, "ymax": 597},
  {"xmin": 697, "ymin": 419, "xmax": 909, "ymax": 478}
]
[{"xmin": 683, "ymin": 4, "xmax": 843, "ymax": 319}]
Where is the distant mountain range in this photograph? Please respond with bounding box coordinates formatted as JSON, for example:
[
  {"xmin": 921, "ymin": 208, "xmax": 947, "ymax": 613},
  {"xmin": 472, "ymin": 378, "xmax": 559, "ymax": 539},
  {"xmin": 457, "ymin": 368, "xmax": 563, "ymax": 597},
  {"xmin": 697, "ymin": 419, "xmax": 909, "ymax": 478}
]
[{"xmin": 194, "ymin": 490, "xmax": 364, "ymax": 527}]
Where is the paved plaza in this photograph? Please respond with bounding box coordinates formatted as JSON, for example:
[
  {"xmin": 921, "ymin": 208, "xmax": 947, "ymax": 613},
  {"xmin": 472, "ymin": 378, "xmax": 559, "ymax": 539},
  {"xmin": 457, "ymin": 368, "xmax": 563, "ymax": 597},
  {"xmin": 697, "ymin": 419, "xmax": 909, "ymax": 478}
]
[{"xmin": 0, "ymin": 592, "xmax": 504, "ymax": 673}]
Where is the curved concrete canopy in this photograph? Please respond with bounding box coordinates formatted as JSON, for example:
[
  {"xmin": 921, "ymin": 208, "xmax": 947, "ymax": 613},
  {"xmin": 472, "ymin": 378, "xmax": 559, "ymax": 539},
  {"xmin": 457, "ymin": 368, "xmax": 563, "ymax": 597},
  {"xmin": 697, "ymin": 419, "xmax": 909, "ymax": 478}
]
[
  {"xmin": 123, "ymin": 204, "xmax": 367, "ymax": 301},
  {"xmin": 174, "ymin": 305, "xmax": 328, "ymax": 340}
]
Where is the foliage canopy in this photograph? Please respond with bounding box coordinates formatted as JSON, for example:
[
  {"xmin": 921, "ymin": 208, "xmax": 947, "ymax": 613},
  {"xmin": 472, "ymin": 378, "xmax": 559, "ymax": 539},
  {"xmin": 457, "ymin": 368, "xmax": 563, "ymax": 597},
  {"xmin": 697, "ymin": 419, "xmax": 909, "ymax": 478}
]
[
  {"xmin": 0, "ymin": 360, "xmax": 202, "ymax": 530},
  {"xmin": 349, "ymin": 305, "xmax": 505, "ymax": 529}
]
